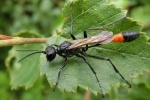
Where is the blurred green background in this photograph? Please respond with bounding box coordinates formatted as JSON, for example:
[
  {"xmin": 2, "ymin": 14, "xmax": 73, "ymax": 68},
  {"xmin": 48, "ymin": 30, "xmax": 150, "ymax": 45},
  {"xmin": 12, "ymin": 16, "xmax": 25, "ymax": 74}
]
[{"xmin": 0, "ymin": 0, "xmax": 150, "ymax": 100}]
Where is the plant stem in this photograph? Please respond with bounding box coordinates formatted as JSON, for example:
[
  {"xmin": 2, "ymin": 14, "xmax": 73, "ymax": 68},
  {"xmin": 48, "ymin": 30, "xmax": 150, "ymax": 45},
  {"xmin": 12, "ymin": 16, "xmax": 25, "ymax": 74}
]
[
  {"xmin": 0, "ymin": 37, "xmax": 49, "ymax": 47},
  {"xmin": 84, "ymin": 90, "xmax": 91, "ymax": 100}
]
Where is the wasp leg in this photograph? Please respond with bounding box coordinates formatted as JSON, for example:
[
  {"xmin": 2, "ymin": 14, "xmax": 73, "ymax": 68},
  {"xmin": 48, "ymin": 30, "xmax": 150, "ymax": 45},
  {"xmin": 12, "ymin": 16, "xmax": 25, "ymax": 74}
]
[
  {"xmin": 76, "ymin": 54, "xmax": 105, "ymax": 97},
  {"xmin": 70, "ymin": 34, "xmax": 76, "ymax": 40},
  {"xmin": 88, "ymin": 44, "xmax": 101, "ymax": 48},
  {"xmin": 83, "ymin": 31, "xmax": 88, "ymax": 51},
  {"xmin": 53, "ymin": 58, "xmax": 68, "ymax": 91},
  {"xmin": 83, "ymin": 53, "xmax": 131, "ymax": 88}
]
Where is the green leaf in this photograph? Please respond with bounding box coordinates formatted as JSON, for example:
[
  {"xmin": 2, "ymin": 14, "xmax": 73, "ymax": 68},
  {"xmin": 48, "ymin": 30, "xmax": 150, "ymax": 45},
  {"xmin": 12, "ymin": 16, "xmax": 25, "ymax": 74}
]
[
  {"xmin": 61, "ymin": 0, "xmax": 141, "ymax": 38},
  {"xmin": 6, "ymin": 31, "xmax": 44, "ymax": 89},
  {"xmin": 40, "ymin": 0, "xmax": 150, "ymax": 95}
]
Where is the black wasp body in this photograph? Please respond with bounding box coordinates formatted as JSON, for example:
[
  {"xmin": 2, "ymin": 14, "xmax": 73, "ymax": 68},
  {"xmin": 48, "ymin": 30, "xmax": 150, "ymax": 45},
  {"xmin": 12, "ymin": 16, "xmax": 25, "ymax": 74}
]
[
  {"xmin": 45, "ymin": 41, "xmax": 83, "ymax": 62},
  {"xmin": 17, "ymin": 30, "xmax": 138, "ymax": 97}
]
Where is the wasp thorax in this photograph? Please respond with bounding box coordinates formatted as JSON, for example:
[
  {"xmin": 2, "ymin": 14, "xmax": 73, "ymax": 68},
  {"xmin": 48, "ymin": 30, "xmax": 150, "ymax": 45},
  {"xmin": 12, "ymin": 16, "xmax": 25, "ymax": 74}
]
[
  {"xmin": 59, "ymin": 41, "xmax": 72, "ymax": 50},
  {"xmin": 45, "ymin": 46, "xmax": 56, "ymax": 62}
]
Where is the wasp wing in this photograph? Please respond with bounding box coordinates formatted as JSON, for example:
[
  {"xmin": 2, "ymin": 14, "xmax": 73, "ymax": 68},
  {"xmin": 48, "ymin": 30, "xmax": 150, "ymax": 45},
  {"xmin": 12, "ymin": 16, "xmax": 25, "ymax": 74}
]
[{"xmin": 68, "ymin": 31, "xmax": 113, "ymax": 49}]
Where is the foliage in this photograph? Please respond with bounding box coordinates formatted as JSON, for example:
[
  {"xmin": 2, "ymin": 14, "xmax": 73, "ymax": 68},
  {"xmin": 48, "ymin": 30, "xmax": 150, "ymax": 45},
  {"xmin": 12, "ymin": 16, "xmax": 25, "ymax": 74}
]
[{"xmin": 0, "ymin": 0, "xmax": 64, "ymax": 36}]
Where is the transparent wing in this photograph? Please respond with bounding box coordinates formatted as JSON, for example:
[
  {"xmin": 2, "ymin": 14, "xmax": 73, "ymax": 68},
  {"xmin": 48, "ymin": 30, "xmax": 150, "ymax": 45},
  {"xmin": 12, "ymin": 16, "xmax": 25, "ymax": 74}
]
[{"xmin": 68, "ymin": 31, "xmax": 113, "ymax": 49}]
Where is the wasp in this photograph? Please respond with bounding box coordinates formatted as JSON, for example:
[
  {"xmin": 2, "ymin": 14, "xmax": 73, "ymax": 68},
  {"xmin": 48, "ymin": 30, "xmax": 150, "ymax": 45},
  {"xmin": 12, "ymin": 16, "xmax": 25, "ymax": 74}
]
[{"xmin": 17, "ymin": 1, "xmax": 140, "ymax": 97}]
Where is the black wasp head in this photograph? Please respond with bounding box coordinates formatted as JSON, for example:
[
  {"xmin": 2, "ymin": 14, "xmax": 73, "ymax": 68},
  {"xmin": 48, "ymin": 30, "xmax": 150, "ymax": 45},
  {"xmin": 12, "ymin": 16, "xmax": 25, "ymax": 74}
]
[{"xmin": 45, "ymin": 46, "xmax": 56, "ymax": 62}]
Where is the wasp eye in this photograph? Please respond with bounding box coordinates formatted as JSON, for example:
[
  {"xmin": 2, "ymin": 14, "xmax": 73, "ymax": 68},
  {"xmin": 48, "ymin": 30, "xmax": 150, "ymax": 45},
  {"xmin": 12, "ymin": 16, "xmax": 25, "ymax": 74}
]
[{"xmin": 45, "ymin": 46, "xmax": 56, "ymax": 62}]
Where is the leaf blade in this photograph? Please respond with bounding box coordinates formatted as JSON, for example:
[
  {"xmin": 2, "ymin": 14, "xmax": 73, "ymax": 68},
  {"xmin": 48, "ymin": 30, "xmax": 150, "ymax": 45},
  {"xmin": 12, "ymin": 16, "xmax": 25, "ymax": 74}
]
[
  {"xmin": 6, "ymin": 32, "xmax": 44, "ymax": 89},
  {"xmin": 40, "ymin": 0, "xmax": 150, "ymax": 95}
]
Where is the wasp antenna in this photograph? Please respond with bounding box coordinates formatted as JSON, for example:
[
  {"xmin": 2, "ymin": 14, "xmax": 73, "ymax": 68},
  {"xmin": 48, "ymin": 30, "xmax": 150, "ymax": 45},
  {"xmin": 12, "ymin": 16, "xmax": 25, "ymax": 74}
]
[
  {"xmin": 16, "ymin": 50, "xmax": 44, "ymax": 52},
  {"xmin": 16, "ymin": 50, "xmax": 42, "ymax": 52},
  {"xmin": 18, "ymin": 51, "xmax": 45, "ymax": 62}
]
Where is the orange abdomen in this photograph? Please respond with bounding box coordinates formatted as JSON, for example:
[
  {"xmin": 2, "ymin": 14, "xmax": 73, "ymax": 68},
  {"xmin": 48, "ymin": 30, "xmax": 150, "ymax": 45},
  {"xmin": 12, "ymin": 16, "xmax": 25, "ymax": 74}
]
[
  {"xmin": 112, "ymin": 33, "xmax": 124, "ymax": 42},
  {"xmin": 112, "ymin": 31, "xmax": 140, "ymax": 42}
]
